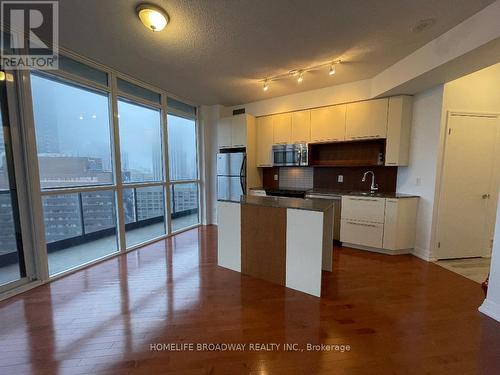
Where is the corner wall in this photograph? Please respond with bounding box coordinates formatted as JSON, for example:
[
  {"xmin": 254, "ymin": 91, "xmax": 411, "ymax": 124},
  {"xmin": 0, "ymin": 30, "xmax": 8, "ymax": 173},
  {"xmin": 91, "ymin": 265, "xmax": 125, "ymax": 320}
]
[
  {"xmin": 396, "ymin": 86, "xmax": 445, "ymax": 260},
  {"xmin": 199, "ymin": 105, "xmax": 229, "ymax": 225},
  {"xmin": 480, "ymin": 195, "xmax": 500, "ymax": 322}
]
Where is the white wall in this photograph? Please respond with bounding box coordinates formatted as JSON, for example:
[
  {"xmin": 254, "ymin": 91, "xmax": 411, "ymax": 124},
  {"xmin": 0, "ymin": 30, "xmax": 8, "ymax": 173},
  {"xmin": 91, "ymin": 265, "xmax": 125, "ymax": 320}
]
[
  {"xmin": 199, "ymin": 104, "xmax": 228, "ymax": 225},
  {"xmin": 480, "ymin": 194, "xmax": 500, "ymax": 322},
  {"xmin": 396, "ymin": 86, "xmax": 445, "ymax": 260}
]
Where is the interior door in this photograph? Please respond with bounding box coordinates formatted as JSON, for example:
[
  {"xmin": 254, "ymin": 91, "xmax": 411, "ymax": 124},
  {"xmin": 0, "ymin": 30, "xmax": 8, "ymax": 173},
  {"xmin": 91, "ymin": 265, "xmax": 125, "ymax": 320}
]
[{"xmin": 437, "ymin": 114, "xmax": 499, "ymax": 259}]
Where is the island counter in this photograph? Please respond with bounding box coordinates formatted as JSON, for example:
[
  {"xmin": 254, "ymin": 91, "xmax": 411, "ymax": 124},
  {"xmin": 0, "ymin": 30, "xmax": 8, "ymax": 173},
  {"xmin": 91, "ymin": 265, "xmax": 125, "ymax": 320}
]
[{"xmin": 217, "ymin": 195, "xmax": 334, "ymax": 297}]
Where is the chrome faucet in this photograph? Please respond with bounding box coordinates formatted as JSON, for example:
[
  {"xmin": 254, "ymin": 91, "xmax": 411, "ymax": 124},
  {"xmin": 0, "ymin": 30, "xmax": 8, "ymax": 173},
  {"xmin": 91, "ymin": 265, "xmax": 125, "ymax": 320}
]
[{"xmin": 362, "ymin": 171, "xmax": 378, "ymax": 192}]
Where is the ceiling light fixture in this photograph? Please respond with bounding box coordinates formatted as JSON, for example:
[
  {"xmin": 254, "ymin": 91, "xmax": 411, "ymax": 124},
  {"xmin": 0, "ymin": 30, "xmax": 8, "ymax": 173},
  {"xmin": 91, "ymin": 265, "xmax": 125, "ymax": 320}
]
[
  {"xmin": 137, "ymin": 3, "xmax": 169, "ymax": 32},
  {"xmin": 263, "ymin": 79, "xmax": 270, "ymax": 91},
  {"xmin": 297, "ymin": 71, "xmax": 304, "ymax": 83},
  {"xmin": 260, "ymin": 59, "xmax": 341, "ymax": 90},
  {"xmin": 329, "ymin": 63, "xmax": 336, "ymax": 76}
]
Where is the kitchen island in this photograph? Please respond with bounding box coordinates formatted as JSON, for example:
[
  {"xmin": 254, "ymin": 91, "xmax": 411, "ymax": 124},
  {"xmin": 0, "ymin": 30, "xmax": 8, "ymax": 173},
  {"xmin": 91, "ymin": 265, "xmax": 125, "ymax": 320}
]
[{"xmin": 217, "ymin": 195, "xmax": 334, "ymax": 297}]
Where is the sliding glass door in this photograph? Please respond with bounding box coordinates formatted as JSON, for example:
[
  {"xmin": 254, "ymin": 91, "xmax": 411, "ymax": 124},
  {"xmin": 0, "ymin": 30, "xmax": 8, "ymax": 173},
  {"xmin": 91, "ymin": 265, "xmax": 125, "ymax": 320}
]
[{"xmin": 0, "ymin": 76, "xmax": 26, "ymax": 287}]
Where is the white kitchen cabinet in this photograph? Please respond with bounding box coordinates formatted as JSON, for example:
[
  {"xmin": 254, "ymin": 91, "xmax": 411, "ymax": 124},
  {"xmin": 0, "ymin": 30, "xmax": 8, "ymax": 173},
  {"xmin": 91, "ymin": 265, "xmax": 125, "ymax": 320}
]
[
  {"xmin": 345, "ymin": 99, "xmax": 388, "ymax": 140},
  {"xmin": 218, "ymin": 117, "xmax": 233, "ymax": 149},
  {"xmin": 291, "ymin": 110, "xmax": 311, "ymax": 143},
  {"xmin": 383, "ymin": 198, "xmax": 418, "ymax": 250},
  {"xmin": 310, "ymin": 105, "xmax": 346, "ymax": 143},
  {"xmin": 341, "ymin": 196, "xmax": 386, "ymax": 223},
  {"xmin": 218, "ymin": 114, "xmax": 247, "ymax": 149},
  {"xmin": 340, "ymin": 219, "xmax": 384, "ymax": 248},
  {"xmin": 340, "ymin": 195, "xmax": 418, "ymax": 253},
  {"xmin": 273, "ymin": 113, "xmax": 292, "ymax": 144},
  {"xmin": 385, "ymin": 96, "xmax": 413, "ymax": 166},
  {"xmin": 256, "ymin": 115, "xmax": 274, "ymax": 167},
  {"xmin": 231, "ymin": 114, "xmax": 247, "ymax": 148}
]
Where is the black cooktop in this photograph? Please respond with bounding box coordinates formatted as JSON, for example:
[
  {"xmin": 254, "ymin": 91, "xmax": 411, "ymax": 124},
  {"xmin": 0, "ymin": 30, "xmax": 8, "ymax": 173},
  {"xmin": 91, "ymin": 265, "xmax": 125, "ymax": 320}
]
[{"xmin": 264, "ymin": 188, "xmax": 308, "ymax": 199}]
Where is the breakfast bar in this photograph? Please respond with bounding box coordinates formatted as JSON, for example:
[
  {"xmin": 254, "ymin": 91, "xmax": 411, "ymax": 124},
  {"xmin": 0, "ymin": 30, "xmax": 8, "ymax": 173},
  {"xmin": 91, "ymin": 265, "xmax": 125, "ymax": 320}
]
[{"xmin": 217, "ymin": 195, "xmax": 334, "ymax": 297}]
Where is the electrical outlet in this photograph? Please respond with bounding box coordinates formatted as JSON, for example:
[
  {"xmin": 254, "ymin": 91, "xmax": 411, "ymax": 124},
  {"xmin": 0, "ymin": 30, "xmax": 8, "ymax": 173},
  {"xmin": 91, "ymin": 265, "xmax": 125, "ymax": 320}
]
[
  {"xmin": 274, "ymin": 174, "xmax": 278, "ymax": 181},
  {"xmin": 337, "ymin": 175, "xmax": 344, "ymax": 183},
  {"xmin": 416, "ymin": 177, "xmax": 422, "ymax": 186}
]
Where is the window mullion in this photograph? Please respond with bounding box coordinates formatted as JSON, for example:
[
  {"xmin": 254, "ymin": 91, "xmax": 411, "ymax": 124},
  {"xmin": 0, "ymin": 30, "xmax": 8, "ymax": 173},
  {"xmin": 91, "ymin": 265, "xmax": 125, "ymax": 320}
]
[{"xmin": 109, "ymin": 73, "xmax": 127, "ymax": 253}]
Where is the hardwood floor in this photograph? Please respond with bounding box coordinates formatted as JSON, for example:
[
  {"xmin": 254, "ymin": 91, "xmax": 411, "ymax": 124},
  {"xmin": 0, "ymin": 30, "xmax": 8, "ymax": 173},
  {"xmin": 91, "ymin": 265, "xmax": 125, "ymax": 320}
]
[{"xmin": 0, "ymin": 225, "xmax": 499, "ymax": 374}]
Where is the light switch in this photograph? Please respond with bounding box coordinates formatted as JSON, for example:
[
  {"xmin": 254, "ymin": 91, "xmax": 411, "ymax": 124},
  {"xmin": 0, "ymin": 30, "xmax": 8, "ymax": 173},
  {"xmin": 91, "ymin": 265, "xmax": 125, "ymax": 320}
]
[
  {"xmin": 338, "ymin": 175, "xmax": 344, "ymax": 183},
  {"xmin": 416, "ymin": 177, "xmax": 422, "ymax": 186},
  {"xmin": 274, "ymin": 174, "xmax": 279, "ymax": 181}
]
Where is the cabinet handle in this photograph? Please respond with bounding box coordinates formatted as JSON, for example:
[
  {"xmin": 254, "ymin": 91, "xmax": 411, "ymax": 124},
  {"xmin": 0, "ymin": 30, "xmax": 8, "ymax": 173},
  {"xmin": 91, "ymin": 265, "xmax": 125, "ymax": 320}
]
[
  {"xmin": 233, "ymin": 144, "xmax": 245, "ymax": 147},
  {"xmin": 346, "ymin": 221, "xmax": 377, "ymax": 228},
  {"xmin": 348, "ymin": 197, "xmax": 380, "ymax": 202}
]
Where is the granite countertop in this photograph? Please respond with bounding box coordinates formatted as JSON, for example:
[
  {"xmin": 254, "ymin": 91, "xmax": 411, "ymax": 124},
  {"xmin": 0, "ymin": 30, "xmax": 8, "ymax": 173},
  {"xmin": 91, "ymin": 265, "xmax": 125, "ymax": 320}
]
[
  {"xmin": 248, "ymin": 186, "xmax": 419, "ymax": 199},
  {"xmin": 240, "ymin": 195, "xmax": 334, "ymax": 212},
  {"xmin": 306, "ymin": 188, "xmax": 419, "ymax": 199}
]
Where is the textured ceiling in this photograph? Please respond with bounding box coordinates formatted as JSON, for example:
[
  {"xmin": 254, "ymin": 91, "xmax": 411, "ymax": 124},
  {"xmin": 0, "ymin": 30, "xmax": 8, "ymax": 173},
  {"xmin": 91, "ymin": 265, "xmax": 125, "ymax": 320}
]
[{"xmin": 57, "ymin": 0, "xmax": 495, "ymax": 106}]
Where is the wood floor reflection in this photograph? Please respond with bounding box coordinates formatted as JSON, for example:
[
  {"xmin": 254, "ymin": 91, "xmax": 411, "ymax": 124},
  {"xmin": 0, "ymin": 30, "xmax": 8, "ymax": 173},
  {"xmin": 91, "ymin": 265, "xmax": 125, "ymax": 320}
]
[{"xmin": 0, "ymin": 225, "xmax": 499, "ymax": 374}]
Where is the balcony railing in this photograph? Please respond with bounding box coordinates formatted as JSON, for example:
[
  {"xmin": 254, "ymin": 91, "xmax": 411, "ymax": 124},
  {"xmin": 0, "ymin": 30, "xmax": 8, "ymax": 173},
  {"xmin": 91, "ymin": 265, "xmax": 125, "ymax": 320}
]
[{"xmin": 0, "ymin": 187, "xmax": 198, "ymax": 267}]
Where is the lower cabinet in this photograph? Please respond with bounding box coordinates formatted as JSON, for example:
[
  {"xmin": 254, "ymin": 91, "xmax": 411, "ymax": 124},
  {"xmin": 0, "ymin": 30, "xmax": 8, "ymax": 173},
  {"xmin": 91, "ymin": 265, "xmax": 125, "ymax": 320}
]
[
  {"xmin": 340, "ymin": 219, "xmax": 384, "ymax": 248},
  {"xmin": 340, "ymin": 196, "xmax": 418, "ymax": 253}
]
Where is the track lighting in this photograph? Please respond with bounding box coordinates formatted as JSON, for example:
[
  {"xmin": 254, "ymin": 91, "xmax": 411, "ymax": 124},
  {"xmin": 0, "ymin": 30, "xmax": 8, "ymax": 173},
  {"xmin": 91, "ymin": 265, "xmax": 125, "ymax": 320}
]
[
  {"xmin": 297, "ymin": 71, "xmax": 304, "ymax": 83},
  {"xmin": 263, "ymin": 80, "xmax": 269, "ymax": 91},
  {"xmin": 260, "ymin": 59, "xmax": 342, "ymax": 91}
]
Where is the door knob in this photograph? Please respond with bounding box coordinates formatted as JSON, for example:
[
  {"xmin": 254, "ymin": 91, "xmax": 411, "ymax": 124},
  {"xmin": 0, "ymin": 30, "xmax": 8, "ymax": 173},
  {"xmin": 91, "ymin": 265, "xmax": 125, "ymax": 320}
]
[{"xmin": 482, "ymin": 194, "xmax": 490, "ymax": 199}]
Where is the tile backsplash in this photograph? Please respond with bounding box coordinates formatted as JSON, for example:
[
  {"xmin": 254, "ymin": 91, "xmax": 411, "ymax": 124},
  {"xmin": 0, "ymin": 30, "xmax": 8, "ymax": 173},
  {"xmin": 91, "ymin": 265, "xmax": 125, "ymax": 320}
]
[{"xmin": 279, "ymin": 167, "xmax": 314, "ymax": 190}]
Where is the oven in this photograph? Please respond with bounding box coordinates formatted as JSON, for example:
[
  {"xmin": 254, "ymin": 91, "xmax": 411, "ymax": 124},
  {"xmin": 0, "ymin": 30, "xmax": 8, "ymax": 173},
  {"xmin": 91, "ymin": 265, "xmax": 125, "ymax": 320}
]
[{"xmin": 272, "ymin": 143, "xmax": 308, "ymax": 167}]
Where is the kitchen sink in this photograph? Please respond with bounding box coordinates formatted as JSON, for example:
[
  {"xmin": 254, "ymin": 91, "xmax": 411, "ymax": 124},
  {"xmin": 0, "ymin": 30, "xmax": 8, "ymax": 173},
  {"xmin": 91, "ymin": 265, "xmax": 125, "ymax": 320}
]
[{"xmin": 349, "ymin": 191, "xmax": 384, "ymax": 197}]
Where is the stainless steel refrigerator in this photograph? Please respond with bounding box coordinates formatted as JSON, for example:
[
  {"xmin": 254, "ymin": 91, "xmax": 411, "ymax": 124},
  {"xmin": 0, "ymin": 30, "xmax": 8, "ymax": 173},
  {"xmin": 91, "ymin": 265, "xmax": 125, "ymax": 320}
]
[{"xmin": 217, "ymin": 151, "xmax": 246, "ymax": 202}]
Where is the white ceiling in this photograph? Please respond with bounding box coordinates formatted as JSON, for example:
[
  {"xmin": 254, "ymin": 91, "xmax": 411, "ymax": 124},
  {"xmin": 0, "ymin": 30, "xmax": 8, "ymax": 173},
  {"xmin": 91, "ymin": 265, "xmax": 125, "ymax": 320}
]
[{"xmin": 58, "ymin": 0, "xmax": 495, "ymax": 106}]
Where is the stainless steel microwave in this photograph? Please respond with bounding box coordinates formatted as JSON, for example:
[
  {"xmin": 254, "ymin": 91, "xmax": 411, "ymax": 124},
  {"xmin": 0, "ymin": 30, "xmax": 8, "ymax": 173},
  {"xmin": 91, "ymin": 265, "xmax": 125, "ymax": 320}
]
[{"xmin": 272, "ymin": 143, "xmax": 308, "ymax": 167}]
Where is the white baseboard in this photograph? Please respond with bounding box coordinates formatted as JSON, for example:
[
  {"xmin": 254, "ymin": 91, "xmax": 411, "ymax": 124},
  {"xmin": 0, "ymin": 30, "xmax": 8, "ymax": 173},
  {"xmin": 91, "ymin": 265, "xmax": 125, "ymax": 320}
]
[
  {"xmin": 479, "ymin": 299, "xmax": 500, "ymax": 322},
  {"xmin": 342, "ymin": 243, "xmax": 410, "ymax": 256},
  {"xmin": 411, "ymin": 247, "xmax": 436, "ymax": 262}
]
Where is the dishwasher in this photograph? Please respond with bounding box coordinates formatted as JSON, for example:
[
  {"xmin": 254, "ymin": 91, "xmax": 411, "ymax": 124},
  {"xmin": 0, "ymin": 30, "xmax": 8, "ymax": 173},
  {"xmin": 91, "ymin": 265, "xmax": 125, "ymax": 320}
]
[{"xmin": 305, "ymin": 194, "xmax": 341, "ymax": 241}]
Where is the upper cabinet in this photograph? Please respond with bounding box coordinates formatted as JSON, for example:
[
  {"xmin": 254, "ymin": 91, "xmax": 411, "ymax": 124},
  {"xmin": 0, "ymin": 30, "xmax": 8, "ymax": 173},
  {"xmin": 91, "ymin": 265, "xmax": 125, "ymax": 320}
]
[
  {"xmin": 218, "ymin": 114, "xmax": 247, "ymax": 149},
  {"xmin": 218, "ymin": 117, "xmax": 232, "ymax": 149},
  {"xmin": 385, "ymin": 96, "xmax": 413, "ymax": 166},
  {"xmin": 256, "ymin": 115, "xmax": 274, "ymax": 167},
  {"xmin": 253, "ymin": 95, "xmax": 413, "ymax": 168},
  {"xmin": 273, "ymin": 113, "xmax": 292, "ymax": 144},
  {"xmin": 291, "ymin": 110, "xmax": 311, "ymax": 143},
  {"xmin": 310, "ymin": 105, "xmax": 346, "ymax": 143},
  {"xmin": 345, "ymin": 99, "xmax": 388, "ymax": 140}
]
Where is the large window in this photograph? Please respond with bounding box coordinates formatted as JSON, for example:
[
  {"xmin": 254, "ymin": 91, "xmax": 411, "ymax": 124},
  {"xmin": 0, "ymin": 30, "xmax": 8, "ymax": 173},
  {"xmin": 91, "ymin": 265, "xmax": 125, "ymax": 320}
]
[
  {"xmin": 31, "ymin": 73, "xmax": 118, "ymax": 275},
  {"xmin": 118, "ymin": 96, "xmax": 166, "ymax": 246},
  {"xmin": 0, "ymin": 79, "xmax": 25, "ymax": 287},
  {"xmin": 118, "ymin": 100, "xmax": 162, "ymax": 183},
  {"xmin": 167, "ymin": 113, "xmax": 200, "ymax": 231},
  {"xmin": 31, "ymin": 74, "xmax": 113, "ymax": 188},
  {"xmin": 8, "ymin": 54, "xmax": 202, "ymax": 286}
]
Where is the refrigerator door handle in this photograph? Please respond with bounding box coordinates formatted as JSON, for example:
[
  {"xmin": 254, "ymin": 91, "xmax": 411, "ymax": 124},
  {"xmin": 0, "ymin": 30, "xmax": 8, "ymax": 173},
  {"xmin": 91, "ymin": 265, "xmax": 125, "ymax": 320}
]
[{"xmin": 240, "ymin": 155, "xmax": 247, "ymax": 195}]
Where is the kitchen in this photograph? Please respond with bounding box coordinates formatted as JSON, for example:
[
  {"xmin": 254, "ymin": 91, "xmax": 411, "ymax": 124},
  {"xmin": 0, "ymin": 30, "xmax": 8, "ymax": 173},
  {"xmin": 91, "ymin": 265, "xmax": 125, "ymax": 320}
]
[{"xmin": 216, "ymin": 96, "xmax": 420, "ymax": 296}]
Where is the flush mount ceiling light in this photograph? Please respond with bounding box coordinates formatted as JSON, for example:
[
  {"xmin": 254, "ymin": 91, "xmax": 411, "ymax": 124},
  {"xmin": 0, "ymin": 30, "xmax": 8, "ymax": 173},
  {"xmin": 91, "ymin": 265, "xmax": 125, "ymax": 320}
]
[
  {"xmin": 136, "ymin": 3, "xmax": 169, "ymax": 32},
  {"xmin": 261, "ymin": 60, "xmax": 341, "ymax": 91}
]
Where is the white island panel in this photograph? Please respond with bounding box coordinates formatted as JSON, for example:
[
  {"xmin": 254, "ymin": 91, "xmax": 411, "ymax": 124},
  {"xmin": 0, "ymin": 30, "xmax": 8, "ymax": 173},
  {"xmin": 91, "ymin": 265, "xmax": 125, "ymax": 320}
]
[
  {"xmin": 286, "ymin": 209, "xmax": 324, "ymax": 297},
  {"xmin": 217, "ymin": 201, "xmax": 241, "ymax": 272}
]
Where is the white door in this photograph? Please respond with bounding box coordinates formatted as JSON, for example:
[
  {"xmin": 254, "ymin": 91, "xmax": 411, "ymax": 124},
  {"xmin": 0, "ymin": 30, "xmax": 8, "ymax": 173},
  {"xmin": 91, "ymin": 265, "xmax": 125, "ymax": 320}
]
[{"xmin": 436, "ymin": 114, "xmax": 500, "ymax": 259}]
